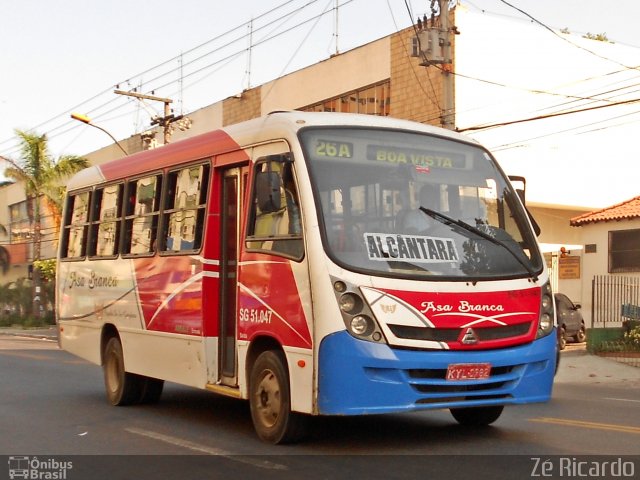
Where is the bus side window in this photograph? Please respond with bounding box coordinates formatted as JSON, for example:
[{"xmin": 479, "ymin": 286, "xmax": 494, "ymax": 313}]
[
  {"xmin": 61, "ymin": 191, "xmax": 91, "ymax": 259},
  {"xmin": 161, "ymin": 163, "xmax": 210, "ymax": 253},
  {"xmin": 247, "ymin": 156, "xmax": 303, "ymax": 260},
  {"xmin": 122, "ymin": 174, "xmax": 162, "ymax": 256},
  {"xmin": 88, "ymin": 183, "xmax": 122, "ymax": 258}
]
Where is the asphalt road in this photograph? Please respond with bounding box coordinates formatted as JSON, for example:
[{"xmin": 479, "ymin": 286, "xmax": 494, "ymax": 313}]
[{"xmin": 1, "ymin": 333, "xmax": 639, "ymax": 480}]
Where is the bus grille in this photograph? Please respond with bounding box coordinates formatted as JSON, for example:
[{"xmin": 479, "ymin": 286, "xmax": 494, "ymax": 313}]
[
  {"xmin": 404, "ymin": 364, "xmax": 523, "ymax": 404},
  {"xmin": 388, "ymin": 322, "xmax": 531, "ymax": 342}
]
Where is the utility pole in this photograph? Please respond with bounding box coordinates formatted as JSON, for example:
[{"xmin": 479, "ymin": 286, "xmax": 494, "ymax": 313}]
[
  {"xmin": 114, "ymin": 90, "xmax": 178, "ymax": 144},
  {"xmin": 439, "ymin": 0, "xmax": 454, "ymax": 130},
  {"xmin": 411, "ymin": 0, "xmax": 457, "ymax": 130}
]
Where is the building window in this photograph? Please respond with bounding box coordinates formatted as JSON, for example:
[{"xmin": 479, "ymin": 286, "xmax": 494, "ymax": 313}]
[
  {"xmin": 8, "ymin": 200, "xmax": 31, "ymax": 244},
  {"xmin": 609, "ymin": 229, "xmax": 640, "ymax": 273},
  {"xmin": 301, "ymin": 80, "xmax": 390, "ymax": 116}
]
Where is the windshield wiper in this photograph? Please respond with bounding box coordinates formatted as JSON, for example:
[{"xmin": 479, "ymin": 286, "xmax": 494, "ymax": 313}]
[{"xmin": 419, "ymin": 207, "xmax": 538, "ymax": 281}]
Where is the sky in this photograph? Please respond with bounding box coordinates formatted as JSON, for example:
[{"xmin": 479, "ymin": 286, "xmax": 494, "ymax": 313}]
[{"xmin": 2, "ymin": 0, "xmax": 640, "ymax": 187}]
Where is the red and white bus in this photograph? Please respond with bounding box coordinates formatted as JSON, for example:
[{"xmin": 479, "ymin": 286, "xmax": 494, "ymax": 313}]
[{"xmin": 56, "ymin": 111, "xmax": 556, "ymax": 443}]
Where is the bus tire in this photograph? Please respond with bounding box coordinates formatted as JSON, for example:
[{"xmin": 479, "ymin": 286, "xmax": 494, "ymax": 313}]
[
  {"xmin": 249, "ymin": 350, "xmax": 308, "ymax": 444},
  {"xmin": 450, "ymin": 405, "xmax": 504, "ymax": 426},
  {"xmin": 102, "ymin": 336, "xmax": 144, "ymax": 406}
]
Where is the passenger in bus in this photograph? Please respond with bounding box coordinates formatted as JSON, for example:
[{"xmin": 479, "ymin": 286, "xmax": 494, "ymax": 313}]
[{"xmin": 400, "ymin": 183, "xmax": 440, "ymax": 234}]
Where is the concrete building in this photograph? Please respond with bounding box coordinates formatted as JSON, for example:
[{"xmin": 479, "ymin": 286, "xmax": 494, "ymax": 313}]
[{"xmin": 3, "ymin": 5, "xmax": 638, "ymax": 312}]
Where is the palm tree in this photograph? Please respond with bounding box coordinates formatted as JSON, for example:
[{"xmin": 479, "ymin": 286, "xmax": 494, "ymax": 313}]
[
  {"xmin": 0, "ymin": 224, "xmax": 8, "ymax": 275},
  {"xmin": 3, "ymin": 130, "xmax": 88, "ymax": 317}
]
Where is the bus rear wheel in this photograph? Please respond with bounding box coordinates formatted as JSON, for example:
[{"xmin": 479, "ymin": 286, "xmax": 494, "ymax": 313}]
[
  {"xmin": 103, "ymin": 336, "xmax": 146, "ymax": 406},
  {"xmin": 450, "ymin": 405, "xmax": 504, "ymax": 426},
  {"xmin": 249, "ymin": 350, "xmax": 308, "ymax": 444}
]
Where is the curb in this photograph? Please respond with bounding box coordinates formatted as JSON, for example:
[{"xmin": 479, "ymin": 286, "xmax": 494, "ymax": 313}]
[{"xmin": 0, "ymin": 327, "xmax": 58, "ymax": 342}]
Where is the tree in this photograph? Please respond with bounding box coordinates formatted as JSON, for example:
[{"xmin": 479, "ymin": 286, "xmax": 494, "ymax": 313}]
[
  {"xmin": 3, "ymin": 130, "xmax": 88, "ymax": 317},
  {"xmin": 0, "ymin": 224, "xmax": 8, "ymax": 275}
]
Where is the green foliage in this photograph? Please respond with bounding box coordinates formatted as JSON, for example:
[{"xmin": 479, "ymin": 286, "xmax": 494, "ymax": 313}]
[
  {"xmin": 34, "ymin": 258, "xmax": 56, "ymax": 282},
  {"xmin": 4, "ymin": 129, "xmax": 88, "ymax": 261},
  {"xmin": 624, "ymin": 325, "xmax": 640, "ymax": 349},
  {"xmin": 0, "ymin": 276, "xmax": 56, "ymax": 327}
]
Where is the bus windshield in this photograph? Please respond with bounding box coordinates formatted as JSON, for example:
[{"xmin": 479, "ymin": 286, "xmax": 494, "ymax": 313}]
[{"xmin": 300, "ymin": 127, "xmax": 543, "ymax": 280}]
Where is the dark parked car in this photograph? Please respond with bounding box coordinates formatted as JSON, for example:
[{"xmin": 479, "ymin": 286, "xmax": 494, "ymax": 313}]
[{"xmin": 555, "ymin": 293, "xmax": 587, "ymax": 350}]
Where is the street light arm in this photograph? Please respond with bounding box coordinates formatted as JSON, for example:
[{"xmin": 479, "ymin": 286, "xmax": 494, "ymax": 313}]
[{"xmin": 70, "ymin": 113, "xmax": 128, "ymax": 156}]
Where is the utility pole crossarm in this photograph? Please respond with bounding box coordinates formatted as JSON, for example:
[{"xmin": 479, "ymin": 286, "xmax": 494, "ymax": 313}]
[
  {"xmin": 114, "ymin": 89, "xmax": 175, "ymax": 144},
  {"xmin": 113, "ymin": 90, "xmax": 173, "ymax": 104}
]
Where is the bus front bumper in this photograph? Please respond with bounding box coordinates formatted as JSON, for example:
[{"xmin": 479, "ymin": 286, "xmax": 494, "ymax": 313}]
[{"xmin": 317, "ymin": 330, "xmax": 556, "ymax": 415}]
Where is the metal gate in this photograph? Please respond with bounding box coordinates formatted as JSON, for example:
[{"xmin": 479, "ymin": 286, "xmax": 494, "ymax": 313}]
[{"xmin": 591, "ymin": 275, "xmax": 640, "ymax": 327}]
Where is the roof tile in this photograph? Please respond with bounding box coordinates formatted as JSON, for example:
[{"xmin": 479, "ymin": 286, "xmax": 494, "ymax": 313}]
[{"xmin": 570, "ymin": 196, "xmax": 640, "ymax": 226}]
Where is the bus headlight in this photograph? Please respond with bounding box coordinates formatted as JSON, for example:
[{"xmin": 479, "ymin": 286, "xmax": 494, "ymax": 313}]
[
  {"xmin": 332, "ymin": 276, "xmax": 386, "ymax": 344},
  {"xmin": 350, "ymin": 315, "xmax": 373, "ymax": 336},
  {"xmin": 539, "ymin": 313, "xmax": 553, "ymax": 331},
  {"xmin": 339, "ymin": 293, "xmax": 362, "ymax": 314},
  {"xmin": 536, "ymin": 282, "xmax": 555, "ymax": 338}
]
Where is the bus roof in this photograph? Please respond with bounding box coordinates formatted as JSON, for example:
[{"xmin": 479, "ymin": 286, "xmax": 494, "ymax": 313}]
[{"xmin": 66, "ymin": 111, "xmax": 479, "ymax": 191}]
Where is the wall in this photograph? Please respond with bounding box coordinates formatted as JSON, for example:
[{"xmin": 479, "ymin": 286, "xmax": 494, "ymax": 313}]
[
  {"xmin": 223, "ymin": 86, "xmax": 262, "ymax": 126},
  {"xmin": 261, "ymin": 37, "xmax": 391, "ymax": 115},
  {"xmin": 390, "ymin": 27, "xmax": 444, "ymax": 125}
]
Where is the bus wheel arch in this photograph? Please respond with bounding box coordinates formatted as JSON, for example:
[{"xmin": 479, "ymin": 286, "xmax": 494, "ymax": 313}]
[{"xmin": 100, "ymin": 324, "xmax": 119, "ymax": 365}]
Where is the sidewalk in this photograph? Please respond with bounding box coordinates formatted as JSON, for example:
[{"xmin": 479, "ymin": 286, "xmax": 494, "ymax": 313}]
[
  {"xmin": 555, "ymin": 345, "xmax": 640, "ymax": 386},
  {"xmin": 0, "ymin": 326, "xmax": 59, "ymax": 341}
]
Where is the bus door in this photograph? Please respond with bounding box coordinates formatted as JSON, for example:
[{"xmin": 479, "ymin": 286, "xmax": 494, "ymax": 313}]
[{"xmin": 219, "ymin": 165, "xmax": 248, "ymax": 386}]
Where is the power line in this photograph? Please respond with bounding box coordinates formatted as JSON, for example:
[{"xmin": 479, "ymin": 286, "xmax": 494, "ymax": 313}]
[
  {"xmin": 490, "ymin": 107, "xmax": 640, "ymax": 152},
  {"xmin": 497, "ymin": 0, "xmax": 640, "ymax": 72},
  {"xmin": 457, "ymin": 96, "xmax": 640, "ymax": 132}
]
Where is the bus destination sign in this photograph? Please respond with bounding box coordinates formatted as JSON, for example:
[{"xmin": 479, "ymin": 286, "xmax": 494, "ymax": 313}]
[{"xmin": 367, "ymin": 145, "xmax": 465, "ymax": 169}]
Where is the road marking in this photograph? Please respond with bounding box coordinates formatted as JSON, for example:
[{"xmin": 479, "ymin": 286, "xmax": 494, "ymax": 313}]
[
  {"xmin": 604, "ymin": 397, "xmax": 640, "ymax": 404},
  {"xmin": 530, "ymin": 417, "xmax": 640, "ymax": 435},
  {"xmin": 0, "ymin": 351, "xmax": 57, "ymax": 360},
  {"xmin": 125, "ymin": 427, "xmax": 288, "ymax": 470}
]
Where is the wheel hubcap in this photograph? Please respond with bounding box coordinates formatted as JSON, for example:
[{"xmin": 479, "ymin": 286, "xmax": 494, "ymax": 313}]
[{"xmin": 255, "ymin": 369, "xmax": 281, "ymax": 428}]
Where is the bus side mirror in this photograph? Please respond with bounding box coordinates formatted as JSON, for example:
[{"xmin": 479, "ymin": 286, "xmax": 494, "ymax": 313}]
[
  {"xmin": 256, "ymin": 170, "xmax": 282, "ymax": 213},
  {"xmin": 508, "ymin": 175, "xmax": 541, "ymax": 237},
  {"xmin": 508, "ymin": 175, "xmax": 526, "ymax": 205}
]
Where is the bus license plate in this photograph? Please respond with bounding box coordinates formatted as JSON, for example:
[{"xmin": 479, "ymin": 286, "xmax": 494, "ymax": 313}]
[{"xmin": 446, "ymin": 363, "xmax": 491, "ymax": 381}]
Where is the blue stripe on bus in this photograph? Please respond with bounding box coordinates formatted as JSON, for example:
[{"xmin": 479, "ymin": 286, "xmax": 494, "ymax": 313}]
[{"xmin": 317, "ymin": 330, "xmax": 556, "ymax": 415}]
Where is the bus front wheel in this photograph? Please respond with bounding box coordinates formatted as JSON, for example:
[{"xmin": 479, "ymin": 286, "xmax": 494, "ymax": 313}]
[
  {"xmin": 450, "ymin": 405, "xmax": 504, "ymax": 426},
  {"xmin": 103, "ymin": 336, "xmax": 145, "ymax": 406},
  {"xmin": 249, "ymin": 350, "xmax": 308, "ymax": 444}
]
